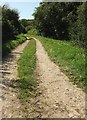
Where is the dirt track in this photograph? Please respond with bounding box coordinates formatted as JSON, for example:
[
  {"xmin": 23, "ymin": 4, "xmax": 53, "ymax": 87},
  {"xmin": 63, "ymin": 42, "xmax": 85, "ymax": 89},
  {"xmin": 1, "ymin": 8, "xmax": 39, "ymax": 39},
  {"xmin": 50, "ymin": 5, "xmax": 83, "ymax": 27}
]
[
  {"xmin": 1, "ymin": 38, "xmax": 86, "ymax": 118},
  {"xmin": 35, "ymin": 38, "xmax": 85, "ymax": 118},
  {"xmin": 1, "ymin": 40, "xmax": 30, "ymax": 118}
]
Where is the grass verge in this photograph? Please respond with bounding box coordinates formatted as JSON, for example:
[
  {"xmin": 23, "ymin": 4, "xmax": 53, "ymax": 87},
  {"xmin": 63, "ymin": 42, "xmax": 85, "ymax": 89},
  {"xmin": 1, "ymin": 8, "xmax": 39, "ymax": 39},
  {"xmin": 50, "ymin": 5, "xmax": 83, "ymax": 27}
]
[
  {"xmin": 3, "ymin": 33, "xmax": 26, "ymax": 56},
  {"xmin": 16, "ymin": 39, "xmax": 36, "ymax": 100},
  {"xmin": 33, "ymin": 35, "xmax": 85, "ymax": 90}
]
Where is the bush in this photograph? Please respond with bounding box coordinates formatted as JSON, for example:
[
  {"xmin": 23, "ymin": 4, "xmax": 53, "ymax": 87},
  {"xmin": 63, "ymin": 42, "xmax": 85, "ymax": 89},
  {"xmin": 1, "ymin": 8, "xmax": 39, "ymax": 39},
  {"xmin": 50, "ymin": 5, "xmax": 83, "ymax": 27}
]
[{"xmin": 2, "ymin": 34, "xmax": 26, "ymax": 56}]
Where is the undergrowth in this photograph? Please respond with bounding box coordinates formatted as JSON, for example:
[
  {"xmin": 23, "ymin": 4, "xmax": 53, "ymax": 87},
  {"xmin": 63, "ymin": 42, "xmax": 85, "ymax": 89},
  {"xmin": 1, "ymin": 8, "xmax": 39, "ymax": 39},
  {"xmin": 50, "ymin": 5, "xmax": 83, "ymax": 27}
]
[{"xmin": 2, "ymin": 33, "xmax": 26, "ymax": 57}]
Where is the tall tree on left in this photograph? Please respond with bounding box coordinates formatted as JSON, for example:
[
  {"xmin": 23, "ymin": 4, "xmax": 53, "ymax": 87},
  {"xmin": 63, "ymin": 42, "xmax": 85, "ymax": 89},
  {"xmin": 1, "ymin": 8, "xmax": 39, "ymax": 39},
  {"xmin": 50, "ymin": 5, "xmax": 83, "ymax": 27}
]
[{"xmin": 2, "ymin": 4, "xmax": 25, "ymax": 43}]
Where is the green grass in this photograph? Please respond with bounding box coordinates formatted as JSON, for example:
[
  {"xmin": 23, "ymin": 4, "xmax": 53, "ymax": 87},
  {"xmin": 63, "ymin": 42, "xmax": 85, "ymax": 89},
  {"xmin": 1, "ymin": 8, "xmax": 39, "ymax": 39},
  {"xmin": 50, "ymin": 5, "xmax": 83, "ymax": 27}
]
[
  {"xmin": 16, "ymin": 39, "xmax": 36, "ymax": 99},
  {"xmin": 32, "ymin": 35, "xmax": 86, "ymax": 90},
  {"xmin": 3, "ymin": 33, "xmax": 26, "ymax": 56}
]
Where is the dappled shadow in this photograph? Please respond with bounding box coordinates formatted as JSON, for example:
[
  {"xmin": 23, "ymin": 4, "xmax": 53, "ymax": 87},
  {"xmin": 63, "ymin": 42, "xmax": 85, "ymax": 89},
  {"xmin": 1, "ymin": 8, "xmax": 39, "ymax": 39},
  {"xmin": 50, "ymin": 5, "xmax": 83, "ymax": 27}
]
[
  {"xmin": 0, "ymin": 78, "xmax": 19, "ymax": 102},
  {"xmin": 1, "ymin": 76, "xmax": 35, "ymax": 93},
  {"xmin": 2, "ymin": 53, "xmax": 18, "ymax": 63},
  {"xmin": 1, "ymin": 78, "xmax": 17, "ymax": 89}
]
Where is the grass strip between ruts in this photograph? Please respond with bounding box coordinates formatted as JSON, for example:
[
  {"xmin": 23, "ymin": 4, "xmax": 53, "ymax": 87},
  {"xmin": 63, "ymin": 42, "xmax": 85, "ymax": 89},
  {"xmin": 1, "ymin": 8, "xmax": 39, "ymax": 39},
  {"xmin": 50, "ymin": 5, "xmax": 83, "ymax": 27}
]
[{"xmin": 16, "ymin": 39, "xmax": 36, "ymax": 99}]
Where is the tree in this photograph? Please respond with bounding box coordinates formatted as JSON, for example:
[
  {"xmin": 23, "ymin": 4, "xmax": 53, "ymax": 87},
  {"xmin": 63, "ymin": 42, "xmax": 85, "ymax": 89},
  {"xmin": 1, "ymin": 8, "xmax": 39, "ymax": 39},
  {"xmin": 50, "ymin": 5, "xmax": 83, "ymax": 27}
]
[
  {"xmin": 33, "ymin": 2, "xmax": 81, "ymax": 40},
  {"xmin": 2, "ymin": 4, "xmax": 26, "ymax": 43},
  {"xmin": 20, "ymin": 19, "xmax": 35, "ymax": 32}
]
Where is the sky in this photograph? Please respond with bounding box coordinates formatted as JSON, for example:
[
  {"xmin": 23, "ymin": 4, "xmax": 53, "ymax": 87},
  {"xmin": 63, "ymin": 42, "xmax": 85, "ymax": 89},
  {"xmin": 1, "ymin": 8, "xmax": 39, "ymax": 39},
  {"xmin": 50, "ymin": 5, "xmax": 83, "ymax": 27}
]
[{"xmin": 1, "ymin": 1, "xmax": 41, "ymax": 19}]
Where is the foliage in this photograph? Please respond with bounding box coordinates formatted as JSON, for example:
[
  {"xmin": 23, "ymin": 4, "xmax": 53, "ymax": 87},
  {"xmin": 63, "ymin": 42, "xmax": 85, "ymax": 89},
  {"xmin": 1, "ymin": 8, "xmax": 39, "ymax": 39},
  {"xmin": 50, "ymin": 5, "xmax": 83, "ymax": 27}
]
[
  {"xmin": 20, "ymin": 19, "xmax": 35, "ymax": 32},
  {"xmin": 33, "ymin": 2, "xmax": 81, "ymax": 39},
  {"xmin": 68, "ymin": 2, "xmax": 86, "ymax": 48},
  {"xmin": 34, "ymin": 35, "xmax": 85, "ymax": 90},
  {"xmin": 2, "ymin": 33, "xmax": 26, "ymax": 56},
  {"xmin": 2, "ymin": 4, "xmax": 26, "ymax": 43},
  {"xmin": 16, "ymin": 39, "xmax": 36, "ymax": 99},
  {"xmin": 33, "ymin": 2, "xmax": 86, "ymax": 47},
  {"xmin": 28, "ymin": 28, "xmax": 39, "ymax": 36}
]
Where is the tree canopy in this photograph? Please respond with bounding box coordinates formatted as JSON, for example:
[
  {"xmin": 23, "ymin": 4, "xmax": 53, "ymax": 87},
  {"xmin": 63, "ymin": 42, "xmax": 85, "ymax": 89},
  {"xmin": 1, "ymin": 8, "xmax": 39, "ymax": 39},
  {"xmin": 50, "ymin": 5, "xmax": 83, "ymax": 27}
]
[{"xmin": 33, "ymin": 2, "xmax": 86, "ymax": 47}]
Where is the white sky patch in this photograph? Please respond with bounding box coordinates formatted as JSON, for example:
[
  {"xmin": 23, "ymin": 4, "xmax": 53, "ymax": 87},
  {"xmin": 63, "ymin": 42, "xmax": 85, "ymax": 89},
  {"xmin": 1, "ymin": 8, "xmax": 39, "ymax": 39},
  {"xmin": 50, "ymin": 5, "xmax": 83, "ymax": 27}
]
[{"xmin": 0, "ymin": 2, "xmax": 40, "ymax": 19}]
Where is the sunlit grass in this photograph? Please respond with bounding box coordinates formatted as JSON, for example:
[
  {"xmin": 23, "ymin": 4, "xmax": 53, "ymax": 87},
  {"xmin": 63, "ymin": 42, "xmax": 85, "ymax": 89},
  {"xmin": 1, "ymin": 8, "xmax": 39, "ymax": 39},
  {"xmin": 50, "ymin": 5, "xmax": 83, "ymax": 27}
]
[{"xmin": 33, "ymin": 35, "xmax": 85, "ymax": 90}]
